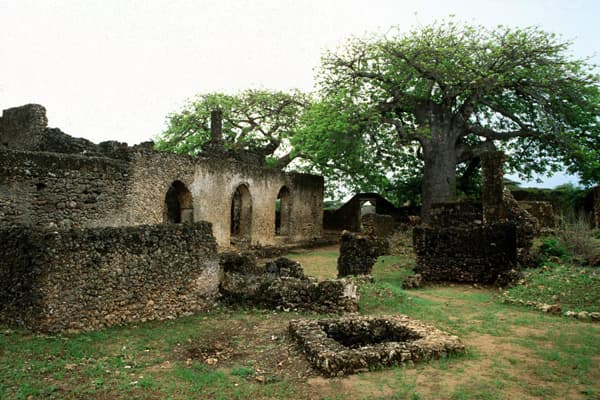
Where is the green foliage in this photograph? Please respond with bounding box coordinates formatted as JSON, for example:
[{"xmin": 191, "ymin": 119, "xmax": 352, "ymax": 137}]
[
  {"xmin": 503, "ymin": 262, "xmax": 600, "ymax": 312},
  {"xmin": 512, "ymin": 183, "xmax": 590, "ymax": 215},
  {"xmin": 303, "ymin": 18, "xmax": 600, "ymax": 208},
  {"xmin": 555, "ymin": 214, "xmax": 598, "ymax": 264},
  {"xmin": 539, "ymin": 238, "xmax": 567, "ymax": 258},
  {"xmin": 155, "ymin": 89, "xmax": 309, "ymax": 169}
]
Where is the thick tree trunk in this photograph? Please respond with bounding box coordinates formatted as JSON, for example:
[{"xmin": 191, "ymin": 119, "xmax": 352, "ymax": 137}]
[{"xmin": 421, "ymin": 139, "xmax": 457, "ymax": 222}]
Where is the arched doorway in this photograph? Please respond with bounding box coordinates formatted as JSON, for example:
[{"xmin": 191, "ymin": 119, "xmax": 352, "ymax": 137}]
[
  {"xmin": 275, "ymin": 186, "xmax": 291, "ymax": 236},
  {"xmin": 230, "ymin": 184, "xmax": 252, "ymax": 242},
  {"xmin": 164, "ymin": 181, "xmax": 194, "ymax": 224}
]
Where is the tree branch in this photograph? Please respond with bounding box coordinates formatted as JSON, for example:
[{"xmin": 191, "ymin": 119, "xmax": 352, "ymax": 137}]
[
  {"xmin": 466, "ymin": 123, "xmax": 539, "ymax": 140},
  {"xmin": 456, "ymin": 140, "xmax": 497, "ymax": 163}
]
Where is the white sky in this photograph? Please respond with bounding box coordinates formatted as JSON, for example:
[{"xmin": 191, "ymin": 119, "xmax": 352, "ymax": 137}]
[{"xmin": 1, "ymin": 0, "xmax": 598, "ymax": 187}]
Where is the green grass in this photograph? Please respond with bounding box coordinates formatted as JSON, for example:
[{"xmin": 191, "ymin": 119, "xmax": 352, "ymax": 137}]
[
  {"xmin": 503, "ymin": 262, "xmax": 600, "ymax": 312},
  {"xmin": 1, "ymin": 244, "xmax": 599, "ymax": 399}
]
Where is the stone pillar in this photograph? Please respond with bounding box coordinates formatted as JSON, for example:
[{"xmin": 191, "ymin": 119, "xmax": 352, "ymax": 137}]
[
  {"xmin": 0, "ymin": 104, "xmax": 48, "ymax": 150},
  {"xmin": 210, "ymin": 109, "xmax": 224, "ymax": 149},
  {"xmin": 481, "ymin": 151, "xmax": 506, "ymax": 224}
]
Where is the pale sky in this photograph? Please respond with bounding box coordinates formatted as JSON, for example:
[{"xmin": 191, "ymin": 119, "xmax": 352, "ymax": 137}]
[{"xmin": 1, "ymin": 0, "xmax": 598, "ymax": 187}]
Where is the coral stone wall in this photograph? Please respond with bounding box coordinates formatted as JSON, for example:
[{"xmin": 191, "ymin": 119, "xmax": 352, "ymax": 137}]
[
  {"xmin": 0, "ymin": 149, "xmax": 131, "ymax": 229},
  {"xmin": 0, "ymin": 104, "xmax": 48, "ymax": 150},
  {"xmin": 517, "ymin": 201, "xmax": 555, "ymax": 229},
  {"xmin": 428, "ymin": 200, "xmax": 483, "ymax": 227},
  {"xmin": 0, "ymin": 148, "xmax": 324, "ymax": 248},
  {"xmin": 361, "ymin": 213, "xmax": 395, "ymax": 237},
  {"xmin": 413, "ymin": 223, "xmax": 517, "ymax": 283},
  {"xmin": 0, "ymin": 222, "xmax": 219, "ymax": 332}
]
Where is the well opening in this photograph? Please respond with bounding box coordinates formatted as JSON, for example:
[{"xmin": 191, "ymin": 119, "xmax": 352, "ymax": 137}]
[
  {"xmin": 289, "ymin": 315, "xmax": 465, "ymax": 376},
  {"xmin": 320, "ymin": 319, "xmax": 422, "ymax": 348}
]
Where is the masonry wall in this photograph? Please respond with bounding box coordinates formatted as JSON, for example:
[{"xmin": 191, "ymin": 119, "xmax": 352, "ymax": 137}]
[
  {"xmin": 0, "ymin": 148, "xmax": 324, "ymax": 248},
  {"xmin": 518, "ymin": 201, "xmax": 555, "ymax": 229},
  {"xmin": 0, "ymin": 149, "xmax": 131, "ymax": 229},
  {"xmin": 428, "ymin": 200, "xmax": 483, "ymax": 227},
  {"xmin": 413, "ymin": 223, "xmax": 517, "ymax": 283},
  {"xmin": 0, "ymin": 223, "xmax": 219, "ymax": 332}
]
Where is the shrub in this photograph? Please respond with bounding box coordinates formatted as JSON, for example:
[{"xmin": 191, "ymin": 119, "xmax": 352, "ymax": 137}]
[
  {"xmin": 555, "ymin": 214, "xmax": 597, "ymax": 265},
  {"xmin": 539, "ymin": 238, "xmax": 567, "ymax": 258}
]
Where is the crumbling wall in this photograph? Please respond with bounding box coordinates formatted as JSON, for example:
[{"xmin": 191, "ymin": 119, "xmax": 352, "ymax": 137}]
[
  {"xmin": 0, "ymin": 149, "xmax": 131, "ymax": 229},
  {"xmin": 428, "ymin": 200, "xmax": 483, "ymax": 227},
  {"xmin": 361, "ymin": 213, "xmax": 395, "ymax": 237},
  {"xmin": 219, "ymin": 255, "xmax": 358, "ymax": 313},
  {"xmin": 0, "ymin": 104, "xmax": 324, "ymax": 248},
  {"xmin": 481, "ymin": 151, "xmax": 506, "ymax": 223},
  {"xmin": 337, "ymin": 231, "xmax": 389, "ymax": 277},
  {"xmin": 323, "ymin": 193, "xmax": 412, "ymax": 231},
  {"xmin": 518, "ymin": 201, "xmax": 555, "ymax": 229},
  {"xmin": 413, "ymin": 223, "xmax": 517, "ymax": 283},
  {"xmin": 0, "ymin": 104, "xmax": 132, "ymax": 159},
  {"xmin": 0, "ymin": 223, "xmax": 219, "ymax": 332}
]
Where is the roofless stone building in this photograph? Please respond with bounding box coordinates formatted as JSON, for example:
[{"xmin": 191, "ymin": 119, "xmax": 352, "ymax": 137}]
[{"xmin": 0, "ymin": 104, "xmax": 323, "ymax": 332}]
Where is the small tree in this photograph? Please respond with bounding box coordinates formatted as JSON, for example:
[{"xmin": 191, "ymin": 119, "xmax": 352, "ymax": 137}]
[{"xmin": 156, "ymin": 89, "xmax": 309, "ymax": 169}]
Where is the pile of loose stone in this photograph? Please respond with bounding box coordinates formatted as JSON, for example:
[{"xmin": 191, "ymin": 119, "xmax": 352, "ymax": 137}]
[
  {"xmin": 219, "ymin": 252, "xmax": 359, "ymax": 313},
  {"xmin": 289, "ymin": 315, "xmax": 465, "ymax": 376}
]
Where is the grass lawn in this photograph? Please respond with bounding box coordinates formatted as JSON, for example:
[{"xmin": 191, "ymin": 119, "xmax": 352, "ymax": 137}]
[{"xmin": 1, "ymin": 241, "xmax": 599, "ymax": 399}]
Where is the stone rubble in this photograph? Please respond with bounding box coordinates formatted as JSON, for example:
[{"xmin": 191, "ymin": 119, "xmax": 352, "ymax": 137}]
[{"xmin": 289, "ymin": 315, "xmax": 465, "ymax": 376}]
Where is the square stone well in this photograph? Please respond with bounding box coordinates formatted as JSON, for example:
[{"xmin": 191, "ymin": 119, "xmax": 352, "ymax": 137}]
[{"xmin": 289, "ymin": 315, "xmax": 465, "ymax": 376}]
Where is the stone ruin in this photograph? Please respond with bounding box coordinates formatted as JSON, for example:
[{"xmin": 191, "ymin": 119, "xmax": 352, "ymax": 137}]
[
  {"xmin": 219, "ymin": 252, "xmax": 359, "ymax": 313},
  {"xmin": 289, "ymin": 315, "xmax": 465, "ymax": 376},
  {"xmin": 0, "ymin": 104, "xmax": 324, "ymax": 248},
  {"xmin": 323, "ymin": 192, "xmax": 419, "ymax": 232},
  {"xmin": 414, "ymin": 151, "xmax": 540, "ymax": 284},
  {"xmin": 337, "ymin": 231, "xmax": 389, "ymax": 278},
  {"xmin": 0, "ymin": 104, "xmax": 326, "ymax": 332}
]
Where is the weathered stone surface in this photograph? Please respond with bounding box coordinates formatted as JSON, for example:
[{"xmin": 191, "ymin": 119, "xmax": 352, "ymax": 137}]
[
  {"xmin": 323, "ymin": 193, "xmax": 419, "ymax": 231},
  {"xmin": 518, "ymin": 201, "xmax": 556, "ymax": 229},
  {"xmin": 264, "ymin": 257, "xmax": 305, "ymax": 278},
  {"xmin": 413, "ymin": 223, "xmax": 518, "ymax": 283},
  {"xmin": 337, "ymin": 231, "xmax": 389, "ymax": 277},
  {"xmin": 0, "ymin": 223, "xmax": 219, "ymax": 333},
  {"xmin": 401, "ymin": 274, "xmax": 423, "ymax": 289},
  {"xmin": 429, "ymin": 200, "xmax": 483, "ymax": 227},
  {"xmin": 219, "ymin": 257, "xmax": 358, "ymax": 313},
  {"xmin": 289, "ymin": 315, "xmax": 465, "ymax": 376},
  {"xmin": 219, "ymin": 252, "xmax": 260, "ymax": 274},
  {"xmin": 361, "ymin": 213, "xmax": 395, "ymax": 237},
  {"xmin": 0, "ymin": 104, "xmax": 324, "ymax": 249}
]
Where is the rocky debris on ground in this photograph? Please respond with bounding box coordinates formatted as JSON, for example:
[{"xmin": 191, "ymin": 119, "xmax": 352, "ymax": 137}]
[
  {"xmin": 401, "ymin": 274, "xmax": 423, "ymax": 289},
  {"xmin": 219, "ymin": 254, "xmax": 359, "ymax": 313},
  {"xmin": 289, "ymin": 315, "xmax": 465, "ymax": 377}
]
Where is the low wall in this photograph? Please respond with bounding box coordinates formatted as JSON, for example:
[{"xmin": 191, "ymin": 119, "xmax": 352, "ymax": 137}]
[
  {"xmin": 219, "ymin": 255, "xmax": 359, "ymax": 313},
  {"xmin": 0, "ymin": 222, "xmax": 220, "ymax": 332},
  {"xmin": 413, "ymin": 223, "xmax": 517, "ymax": 283}
]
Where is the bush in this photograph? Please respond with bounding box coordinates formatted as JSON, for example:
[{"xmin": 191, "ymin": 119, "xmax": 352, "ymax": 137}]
[
  {"xmin": 539, "ymin": 238, "xmax": 567, "ymax": 258},
  {"xmin": 555, "ymin": 214, "xmax": 598, "ymax": 265}
]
